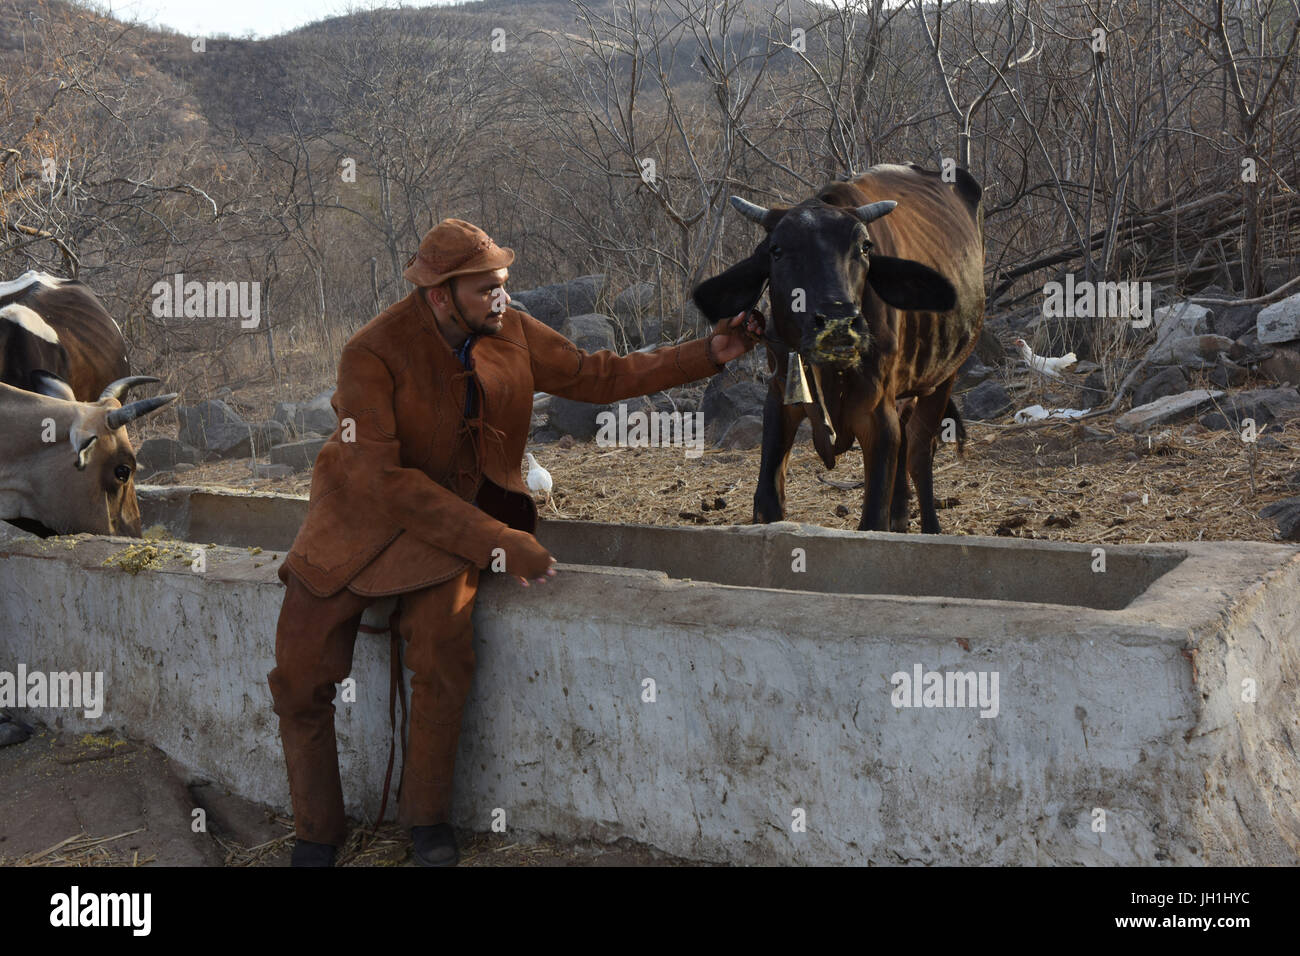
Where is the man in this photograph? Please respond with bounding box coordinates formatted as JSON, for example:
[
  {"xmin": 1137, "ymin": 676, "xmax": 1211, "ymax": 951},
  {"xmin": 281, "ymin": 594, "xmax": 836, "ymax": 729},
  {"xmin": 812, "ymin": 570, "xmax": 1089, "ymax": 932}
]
[{"xmin": 268, "ymin": 218, "xmax": 761, "ymax": 867}]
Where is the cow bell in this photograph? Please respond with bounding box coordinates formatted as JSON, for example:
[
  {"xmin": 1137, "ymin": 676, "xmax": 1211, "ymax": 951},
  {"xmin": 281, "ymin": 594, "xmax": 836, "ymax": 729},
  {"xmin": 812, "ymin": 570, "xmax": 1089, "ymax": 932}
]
[{"xmin": 784, "ymin": 354, "xmax": 814, "ymax": 405}]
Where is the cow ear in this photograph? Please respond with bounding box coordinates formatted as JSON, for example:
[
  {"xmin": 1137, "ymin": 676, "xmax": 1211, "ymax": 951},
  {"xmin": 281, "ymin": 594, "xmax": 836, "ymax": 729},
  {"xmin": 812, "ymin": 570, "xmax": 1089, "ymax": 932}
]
[
  {"xmin": 866, "ymin": 255, "xmax": 958, "ymax": 312},
  {"xmin": 692, "ymin": 238, "xmax": 771, "ymax": 320},
  {"xmin": 30, "ymin": 369, "xmax": 77, "ymax": 402},
  {"xmin": 73, "ymin": 434, "xmax": 97, "ymax": 471}
]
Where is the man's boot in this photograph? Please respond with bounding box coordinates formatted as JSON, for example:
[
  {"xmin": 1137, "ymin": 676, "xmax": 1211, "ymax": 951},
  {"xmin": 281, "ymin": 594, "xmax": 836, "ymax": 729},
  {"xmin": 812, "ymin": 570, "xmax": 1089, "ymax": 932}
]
[
  {"xmin": 291, "ymin": 840, "xmax": 337, "ymax": 867},
  {"xmin": 411, "ymin": 824, "xmax": 458, "ymax": 867}
]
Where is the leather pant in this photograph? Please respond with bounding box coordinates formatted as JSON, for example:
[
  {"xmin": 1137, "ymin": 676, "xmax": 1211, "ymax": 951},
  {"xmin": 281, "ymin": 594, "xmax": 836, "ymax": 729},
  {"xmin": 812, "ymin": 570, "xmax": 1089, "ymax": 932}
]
[{"xmin": 268, "ymin": 562, "xmax": 480, "ymax": 846}]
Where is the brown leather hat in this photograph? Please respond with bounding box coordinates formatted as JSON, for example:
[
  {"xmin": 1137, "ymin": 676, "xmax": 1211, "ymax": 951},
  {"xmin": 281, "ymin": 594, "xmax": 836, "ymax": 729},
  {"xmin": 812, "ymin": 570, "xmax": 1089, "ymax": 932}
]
[{"xmin": 403, "ymin": 219, "xmax": 514, "ymax": 287}]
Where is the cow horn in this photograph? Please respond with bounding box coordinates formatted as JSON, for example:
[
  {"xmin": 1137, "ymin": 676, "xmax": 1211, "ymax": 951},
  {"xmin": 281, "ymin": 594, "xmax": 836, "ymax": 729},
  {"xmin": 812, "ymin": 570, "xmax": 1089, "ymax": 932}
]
[
  {"xmin": 853, "ymin": 200, "xmax": 897, "ymax": 223},
  {"xmin": 729, "ymin": 195, "xmax": 771, "ymax": 225},
  {"xmin": 99, "ymin": 376, "xmax": 160, "ymax": 402},
  {"xmin": 106, "ymin": 393, "xmax": 178, "ymax": 430}
]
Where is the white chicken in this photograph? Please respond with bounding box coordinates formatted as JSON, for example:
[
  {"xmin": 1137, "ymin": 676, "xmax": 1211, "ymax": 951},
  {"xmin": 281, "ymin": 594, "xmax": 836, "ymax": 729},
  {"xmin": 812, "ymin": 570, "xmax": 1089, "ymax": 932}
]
[
  {"xmin": 525, "ymin": 452, "xmax": 558, "ymax": 514},
  {"xmin": 1014, "ymin": 338, "xmax": 1077, "ymax": 379}
]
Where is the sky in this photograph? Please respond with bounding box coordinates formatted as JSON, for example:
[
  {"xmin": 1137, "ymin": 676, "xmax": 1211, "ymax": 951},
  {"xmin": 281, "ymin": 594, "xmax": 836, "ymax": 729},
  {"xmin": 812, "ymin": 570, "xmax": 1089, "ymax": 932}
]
[
  {"xmin": 96, "ymin": 0, "xmax": 466, "ymax": 40},
  {"xmin": 92, "ymin": 0, "xmax": 863, "ymax": 41}
]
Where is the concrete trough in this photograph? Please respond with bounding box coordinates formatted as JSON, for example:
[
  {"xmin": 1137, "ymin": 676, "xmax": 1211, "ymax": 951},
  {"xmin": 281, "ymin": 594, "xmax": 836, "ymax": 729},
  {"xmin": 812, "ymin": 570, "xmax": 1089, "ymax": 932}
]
[{"xmin": 2, "ymin": 484, "xmax": 1299, "ymax": 865}]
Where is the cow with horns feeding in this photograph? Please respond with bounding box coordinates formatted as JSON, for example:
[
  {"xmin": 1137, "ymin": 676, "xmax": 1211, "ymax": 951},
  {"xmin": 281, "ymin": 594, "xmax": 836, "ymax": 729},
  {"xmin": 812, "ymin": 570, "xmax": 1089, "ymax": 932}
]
[
  {"xmin": 0, "ymin": 373, "xmax": 177, "ymax": 537},
  {"xmin": 0, "ymin": 271, "xmax": 176, "ymax": 536},
  {"xmin": 691, "ymin": 163, "xmax": 985, "ymax": 533}
]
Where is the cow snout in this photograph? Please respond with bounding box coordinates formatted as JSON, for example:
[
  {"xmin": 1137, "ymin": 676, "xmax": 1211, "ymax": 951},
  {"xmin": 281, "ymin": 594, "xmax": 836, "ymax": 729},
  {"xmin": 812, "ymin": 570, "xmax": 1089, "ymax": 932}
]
[{"xmin": 811, "ymin": 310, "xmax": 863, "ymax": 360}]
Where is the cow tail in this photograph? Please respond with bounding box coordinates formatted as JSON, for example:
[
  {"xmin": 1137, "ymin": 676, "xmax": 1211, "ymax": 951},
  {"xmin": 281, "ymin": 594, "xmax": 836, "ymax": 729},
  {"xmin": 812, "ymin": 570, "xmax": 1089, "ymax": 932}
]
[{"xmin": 946, "ymin": 398, "xmax": 966, "ymax": 459}]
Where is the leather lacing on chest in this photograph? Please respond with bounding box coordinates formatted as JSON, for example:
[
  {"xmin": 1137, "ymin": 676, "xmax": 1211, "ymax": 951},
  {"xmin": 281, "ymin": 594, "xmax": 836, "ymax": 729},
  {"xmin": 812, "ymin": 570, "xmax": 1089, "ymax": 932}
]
[{"xmin": 447, "ymin": 367, "xmax": 508, "ymax": 495}]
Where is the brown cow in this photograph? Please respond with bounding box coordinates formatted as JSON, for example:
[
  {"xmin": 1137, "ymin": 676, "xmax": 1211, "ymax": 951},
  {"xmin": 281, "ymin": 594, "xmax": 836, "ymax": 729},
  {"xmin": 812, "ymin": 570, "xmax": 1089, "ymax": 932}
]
[
  {"xmin": 0, "ymin": 271, "xmax": 132, "ymax": 402},
  {"xmin": 692, "ymin": 163, "xmax": 984, "ymax": 532}
]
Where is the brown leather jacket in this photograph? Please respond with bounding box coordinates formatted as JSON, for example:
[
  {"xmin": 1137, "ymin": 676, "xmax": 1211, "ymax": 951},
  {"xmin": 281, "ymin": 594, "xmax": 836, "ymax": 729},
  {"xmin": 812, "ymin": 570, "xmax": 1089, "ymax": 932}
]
[{"xmin": 281, "ymin": 289, "xmax": 726, "ymax": 596}]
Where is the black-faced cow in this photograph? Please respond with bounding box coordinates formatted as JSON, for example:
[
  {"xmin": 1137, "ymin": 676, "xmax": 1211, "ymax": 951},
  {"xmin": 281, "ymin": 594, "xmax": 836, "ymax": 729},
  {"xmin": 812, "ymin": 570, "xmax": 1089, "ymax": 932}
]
[
  {"xmin": 0, "ymin": 271, "xmax": 132, "ymax": 402},
  {"xmin": 692, "ymin": 163, "xmax": 984, "ymax": 533},
  {"xmin": 0, "ymin": 374, "xmax": 177, "ymax": 537}
]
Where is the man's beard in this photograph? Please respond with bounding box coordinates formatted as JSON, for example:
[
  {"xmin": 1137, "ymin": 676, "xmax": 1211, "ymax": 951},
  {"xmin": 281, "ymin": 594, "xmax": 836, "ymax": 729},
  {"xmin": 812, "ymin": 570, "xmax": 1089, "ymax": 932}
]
[{"xmin": 452, "ymin": 285, "xmax": 502, "ymax": 335}]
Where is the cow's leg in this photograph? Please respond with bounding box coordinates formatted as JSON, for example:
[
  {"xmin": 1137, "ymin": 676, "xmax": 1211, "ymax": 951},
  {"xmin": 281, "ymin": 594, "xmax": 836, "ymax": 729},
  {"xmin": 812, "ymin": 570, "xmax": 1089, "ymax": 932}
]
[
  {"xmin": 890, "ymin": 400, "xmax": 913, "ymax": 533},
  {"xmin": 850, "ymin": 389, "xmax": 900, "ymax": 532},
  {"xmin": 753, "ymin": 373, "xmax": 804, "ymax": 523},
  {"xmin": 908, "ymin": 381, "xmax": 957, "ymax": 534}
]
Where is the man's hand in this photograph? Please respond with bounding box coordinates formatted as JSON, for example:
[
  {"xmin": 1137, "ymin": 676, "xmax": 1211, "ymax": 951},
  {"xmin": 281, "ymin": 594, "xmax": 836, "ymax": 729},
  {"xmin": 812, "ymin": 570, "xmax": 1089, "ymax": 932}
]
[
  {"xmin": 707, "ymin": 309, "xmax": 766, "ymax": 366},
  {"xmin": 494, "ymin": 527, "xmax": 558, "ymax": 586}
]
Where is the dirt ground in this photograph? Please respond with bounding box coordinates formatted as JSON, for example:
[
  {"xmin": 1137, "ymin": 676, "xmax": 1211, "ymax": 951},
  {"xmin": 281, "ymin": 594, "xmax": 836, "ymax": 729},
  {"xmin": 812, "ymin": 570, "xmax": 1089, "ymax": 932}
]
[
  {"xmin": 145, "ymin": 409, "xmax": 1299, "ymax": 548},
  {"xmin": 0, "ymin": 726, "xmax": 697, "ymax": 867}
]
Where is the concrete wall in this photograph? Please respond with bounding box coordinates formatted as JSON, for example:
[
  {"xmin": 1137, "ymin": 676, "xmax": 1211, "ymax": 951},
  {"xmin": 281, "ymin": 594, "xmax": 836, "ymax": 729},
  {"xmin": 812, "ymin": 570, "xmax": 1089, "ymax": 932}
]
[{"xmin": 2, "ymin": 486, "xmax": 1299, "ymax": 865}]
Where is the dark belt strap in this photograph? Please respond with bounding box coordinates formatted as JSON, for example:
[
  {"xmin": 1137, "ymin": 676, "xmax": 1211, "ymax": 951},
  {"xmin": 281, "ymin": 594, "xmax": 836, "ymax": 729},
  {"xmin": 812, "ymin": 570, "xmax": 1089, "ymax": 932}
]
[{"xmin": 358, "ymin": 605, "xmax": 406, "ymax": 836}]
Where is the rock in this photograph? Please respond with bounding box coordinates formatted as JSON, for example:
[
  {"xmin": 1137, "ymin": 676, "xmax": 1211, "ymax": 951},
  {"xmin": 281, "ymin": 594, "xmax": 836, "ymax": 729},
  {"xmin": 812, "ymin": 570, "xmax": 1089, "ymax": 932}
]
[
  {"xmin": 509, "ymin": 275, "xmax": 606, "ymax": 329},
  {"xmin": 1259, "ymin": 343, "xmax": 1300, "ymax": 386},
  {"xmin": 209, "ymin": 422, "xmax": 281, "ymax": 460},
  {"xmin": 548, "ymin": 396, "xmax": 616, "ymax": 441},
  {"xmin": 1260, "ymin": 496, "xmax": 1300, "ymax": 540},
  {"xmin": 1231, "ymin": 329, "xmax": 1274, "ymax": 366},
  {"xmin": 174, "ymin": 462, "xmax": 195, "ymax": 473},
  {"xmin": 177, "ymin": 399, "xmax": 245, "ymax": 449},
  {"xmin": 957, "ymin": 351, "xmax": 992, "ymax": 389},
  {"xmin": 530, "ymin": 427, "xmax": 561, "ymax": 443},
  {"xmin": 254, "ymin": 463, "xmax": 295, "ymax": 479},
  {"xmin": 273, "ymin": 388, "xmax": 337, "ymax": 438},
  {"xmin": 1132, "ymin": 367, "xmax": 1188, "ymax": 408},
  {"xmin": 1209, "ymin": 353, "xmax": 1248, "ymax": 388},
  {"xmin": 177, "ymin": 400, "xmax": 284, "ymax": 459},
  {"xmin": 701, "ymin": 379, "xmax": 767, "ymax": 442},
  {"xmin": 721, "ymin": 346, "xmax": 767, "ymax": 377},
  {"xmin": 973, "ymin": 327, "xmax": 1004, "ymax": 368},
  {"xmin": 135, "ymin": 438, "xmax": 200, "ymax": 479},
  {"xmin": 295, "ymin": 389, "xmax": 337, "ymax": 435},
  {"xmin": 260, "ymin": 420, "xmax": 287, "ymax": 445},
  {"xmin": 613, "ymin": 281, "xmax": 657, "ymax": 318},
  {"xmin": 1145, "ymin": 333, "xmax": 1235, "ymax": 367},
  {"xmin": 1211, "ymin": 302, "xmax": 1262, "ymax": 340},
  {"xmin": 1257, "ymin": 291, "xmax": 1300, "ymax": 345},
  {"xmin": 1153, "ymin": 302, "xmax": 1211, "ymax": 340},
  {"xmin": 1115, "ymin": 389, "xmax": 1224, "ymax": 432},
  {"xmin": 638, "ymin": 390, "xmax": 685, "ymax": 416},
  {"xmin": 270, "ymin": 437, "xmax": 328, "ymax": 472},
  {"xmin": 560, "ymin": 314, "xmax": 618, "ymax": 353},
  {"xmin": 1076, "ymin": 368, "xmax": 1107, "ymax": 407},
  {"xmin": 612, "ymin": 282, "xmax": 660, "ymax": 346},
  {"xmin": 718, "ymin": 414, "xmax": 764, "ymax": 449},
  {"xmin": 678, "ymin": 299, "xmax": 710, "ymax": 339},
  {"xmin": 960, "ymin": 380, "xmax": 1013, "ymax": 421},
  {"xmin": 1197, "ymin": 387, "xmax": 1300, "ymax": 431},
  {"xmin": 634, "ymin": 314, "xmax": 664, "ymax": 347},
  {"xmin": 0, "ymin": 712, "xmax": 32, "ymax": 747}
]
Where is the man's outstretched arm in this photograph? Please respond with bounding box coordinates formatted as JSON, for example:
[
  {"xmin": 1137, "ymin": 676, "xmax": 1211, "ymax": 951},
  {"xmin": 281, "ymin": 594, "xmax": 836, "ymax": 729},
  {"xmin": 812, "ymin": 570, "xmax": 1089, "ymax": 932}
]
[{"xmin": 522, "ymin": 310, "xmax": 760, "ymax": 404}]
